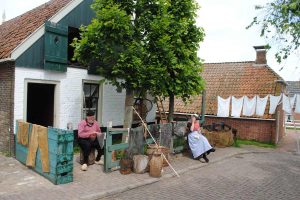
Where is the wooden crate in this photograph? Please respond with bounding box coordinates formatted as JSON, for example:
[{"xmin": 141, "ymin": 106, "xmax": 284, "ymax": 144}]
[{"xmin": 15, "ymin": 124, "xmax": 74, "ymax": 185}]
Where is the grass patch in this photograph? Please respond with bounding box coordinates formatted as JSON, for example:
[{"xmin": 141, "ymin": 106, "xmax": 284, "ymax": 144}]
[
  {"xmin": 235, "ymin": 139, "xmax": 276, "ymax": 148},
  {"xmin": 73, "ymin": 145, "xmax": 81, "ymax": 154},
  {"xmin": 0, "ymin": 151, "xmax": 11, "ymax": 157},
  {"xmin": 286, "ymin": 127, "xmax": 300, "ymax": 130}
]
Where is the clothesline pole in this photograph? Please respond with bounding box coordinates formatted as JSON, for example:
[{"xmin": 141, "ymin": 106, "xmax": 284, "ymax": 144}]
[{"xmin": 132, "ymin": 106, "xmax": 180, "ymax": 177}]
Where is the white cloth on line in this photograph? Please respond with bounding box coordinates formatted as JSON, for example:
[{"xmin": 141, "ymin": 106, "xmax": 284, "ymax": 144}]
[
  {"xmin": 242, "ymin": 96, "xmax": 256, "ymax": 116},
  {"xmin": 295, "ymin": 94, "xmax": 300, "ymax": 114},
  {"xmin": 269, "ymin": 94, "xmax": 282, "ymax": 114},
  {"xmin": 282, "ymin": 94, "xmax": 296, "ymax": 114},
  {"xmin": 231, "ymin": 96, "xmax": 244, "ymax": 117},
  {"xmin": 217, "ymin": 96, "xmax": 231, "ymax": 117},
  {"xmin": 256, "ymin": 95, "xmax": 268, "ymax": 116}
]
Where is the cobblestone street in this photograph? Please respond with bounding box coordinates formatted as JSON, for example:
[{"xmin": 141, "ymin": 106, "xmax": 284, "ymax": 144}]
[{"xmin": 101, "ymin": 151, "xmax": 300, "ymax": 200}]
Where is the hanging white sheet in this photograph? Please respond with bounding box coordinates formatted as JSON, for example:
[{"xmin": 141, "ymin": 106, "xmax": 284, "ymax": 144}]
[
  {"xmin": 217, "ymin": 96, "xmax": 231, "ymax": 117},
  {"xmin": 231, "ymin": 96, "xmax": 244, "ymax": 117},
  {"xmin": 242, "ymin": 96, "xmax": 256, "ymax": 116},
  {"xmin": 283, "ymin": 94, "xmax": 296, "ymax": 114},
  {"xmin": 269, "ymin": 94, "xmax": 282, "ymax": 114},
  {"xmin": 295, "ymin": 94, "xmax": 300, "ymax": 114},
  {"xmin": 256, "ymin": 95, "xmax": 268, "ymax": 116}
]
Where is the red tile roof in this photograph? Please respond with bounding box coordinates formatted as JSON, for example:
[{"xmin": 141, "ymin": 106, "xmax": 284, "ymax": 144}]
[
  {"xmin": 163, "ymin": 61, "xmax": 283, "ymax": 118},
  {"xmin": 0, "ymin": 0, "xmax": 72, "ymax": 59}
]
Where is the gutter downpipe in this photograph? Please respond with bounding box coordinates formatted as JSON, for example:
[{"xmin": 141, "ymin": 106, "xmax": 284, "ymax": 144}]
[{"xmin": 200, "ymin": 90, "xmax": 206, "ymax": 125}]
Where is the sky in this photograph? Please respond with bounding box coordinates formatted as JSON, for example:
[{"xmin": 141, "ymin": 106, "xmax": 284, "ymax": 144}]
[{"xmin": 1, "ymin": 0, "xmax": 299, "ymax": 81}]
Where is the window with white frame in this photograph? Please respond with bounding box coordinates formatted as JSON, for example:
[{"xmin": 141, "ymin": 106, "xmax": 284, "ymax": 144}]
[{"xmin": 83, "ymin": 83, "xmax": 99, "ymax": 120}]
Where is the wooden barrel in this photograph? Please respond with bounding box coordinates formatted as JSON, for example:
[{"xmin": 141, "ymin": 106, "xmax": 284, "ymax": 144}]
[
  {"xmin": 149, "ymin": 150, "xmax": 163, "ymax": 178},
  {"xmin": 147, "ymin": 144, "xmax": 170, "ymax": 167}
]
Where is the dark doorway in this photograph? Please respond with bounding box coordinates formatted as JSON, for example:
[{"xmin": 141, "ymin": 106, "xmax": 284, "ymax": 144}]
[{"xmin": 27, "ymin": 83, "xmax": 55, "ymax": 127}]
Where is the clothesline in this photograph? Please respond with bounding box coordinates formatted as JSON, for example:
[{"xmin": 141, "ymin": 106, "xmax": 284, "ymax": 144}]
[{"xmin": 217, "ymin": 93, "xmax": 300, "ymax": 118}]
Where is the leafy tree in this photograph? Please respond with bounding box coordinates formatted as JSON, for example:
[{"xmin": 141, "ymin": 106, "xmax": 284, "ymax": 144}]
[
  {"xmin": 247, "ymin": 0, "xmax": 300, "ymax": 63},
  {"xmin": 148, "ymin": 0, "xmax": 205, "ymax": 121},
  {"xmin": 72, "ymin": 0, "xmax": 205, "ymax": 124}
]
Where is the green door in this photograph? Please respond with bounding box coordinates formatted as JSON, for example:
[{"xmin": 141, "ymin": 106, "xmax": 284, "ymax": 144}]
[{"xmin": 44, "ymin": 21, "xmax": 68, "ymax": 72}]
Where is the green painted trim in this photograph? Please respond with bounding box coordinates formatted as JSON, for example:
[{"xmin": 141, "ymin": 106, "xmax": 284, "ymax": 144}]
[
  {"xmin": 45, "ymin": 25, "xmax": 68, "ymax": 36},
  {"xmin": 45, "ymin": 55, "xmax": 68, "ymax": 64},
  {"xmin": 108, "ymin": 143, "xmax": 129, "ymax": 152}
]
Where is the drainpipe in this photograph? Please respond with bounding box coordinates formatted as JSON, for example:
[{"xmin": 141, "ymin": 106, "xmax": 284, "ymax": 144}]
[{"xmin": 200, "ymin": 90, "xmax": 206, "ymax": 125}]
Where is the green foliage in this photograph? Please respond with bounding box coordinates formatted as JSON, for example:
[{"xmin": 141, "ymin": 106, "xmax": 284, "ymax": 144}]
[
  {"xmin": 72, "ymin": 0, "xmax": 205, "ymax": 105},
  {"xmin": 73, "ymin": 145, "xmax": 81, "ymax": 154},
  {"xmin": 247, "ymin": 0, "xmax": 300, "ymax": 63}
]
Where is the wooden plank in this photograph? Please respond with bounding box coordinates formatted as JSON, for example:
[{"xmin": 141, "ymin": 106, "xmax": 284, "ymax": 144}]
[{"xmin": 108, "ymin": 143, "xmax": 129, "ymax": 152}]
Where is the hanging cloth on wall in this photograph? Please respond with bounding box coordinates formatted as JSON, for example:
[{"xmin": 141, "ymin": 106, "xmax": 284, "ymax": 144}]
[
  {"xmin": 17, "ymin": 121, "xmax": 30, "ymax": 146},
  {"xmin": 217, "ymin": 96, "xmax": 231, "ymax": 117},
  {"xmin": 242, "ymin": 96, "xmax": 256, "ymax": 116},
  {"xmin": 256, "ymin": 95, "xmax": 269, "ymax": 116},
  {"xmin": 269, "ymin": 94, "xmax": 282, "ymax": 114},
  {"xmin": 231, "ymin": 96, "xmax": 244, "ymax": 117},
  {"xmin": 295, "ymin": 94, "xmax": 300, "ymax": 114},
  {"xmin": 283, "ymin": 94, "xmax": 296, "ymax": 114}
]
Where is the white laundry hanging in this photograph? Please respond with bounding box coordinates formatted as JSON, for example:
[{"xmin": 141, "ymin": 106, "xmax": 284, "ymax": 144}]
[
  {"xmin": 295, "ymin": 94, "xmax": 300, "ymax": 114},
  {"xmin": 242, "ymin": 96, "xmax": 256, "ymax": 116},
  {"xmin": 269, "ymin": 94, "xmax": 282, "ymax": 114},
  {"xmin": 283, "ymin": 94, "xmax": 296, "ymax": 114},
  {"xmin": 217, "ymin": 96, "xmax": 231, "ymax": 117},
  {"xmin": 256, "ymin": 95, "xmax": 269, "ymax": 116},
  {"xmin": 231, "ymin": 96, "xmax": 244, "ymax": 117}
]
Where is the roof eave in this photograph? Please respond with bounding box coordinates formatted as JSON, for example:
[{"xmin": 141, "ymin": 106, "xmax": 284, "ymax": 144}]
[{"xmin": 0, "ymin": 58, "xmax": 15, "ymax": 64}]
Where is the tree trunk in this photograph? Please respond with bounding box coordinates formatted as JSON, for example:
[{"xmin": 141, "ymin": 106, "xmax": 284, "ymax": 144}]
[
  {"xmin": 168, "ymin": 93, "xmax": 174, "ymax": 122},
  {"xmin": 123, "ymin": 89, "xmax": 134, "ymax": 142}
]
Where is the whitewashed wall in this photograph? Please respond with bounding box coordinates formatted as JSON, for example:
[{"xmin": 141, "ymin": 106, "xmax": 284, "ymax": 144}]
[
  {"xmin": 14, "ymin": 67, "xmax": 156, "ymax": 132},
  {"xmin": 14, "ymin": 67, "xmax": 125, "ymax": 131}
]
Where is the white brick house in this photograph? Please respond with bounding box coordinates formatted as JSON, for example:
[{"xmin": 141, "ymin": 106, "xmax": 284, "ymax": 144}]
[{"xmin": 0, "ymin": 0, "xmax": 156, "ymax": 154}]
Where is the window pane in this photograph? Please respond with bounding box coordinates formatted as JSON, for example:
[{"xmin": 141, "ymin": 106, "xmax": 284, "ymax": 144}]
[
  {"xmin": 84, "ymin": 84, "xmax": 90, "ymax": 97},
  {"xmin": 90, "ymin": 84, "xmax": 99, "ymax": 97}
]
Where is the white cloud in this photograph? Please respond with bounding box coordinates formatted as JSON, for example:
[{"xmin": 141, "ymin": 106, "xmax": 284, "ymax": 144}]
[{"xmin": 196, "ymin": 0, "xmax": 299, "ymax": 81}]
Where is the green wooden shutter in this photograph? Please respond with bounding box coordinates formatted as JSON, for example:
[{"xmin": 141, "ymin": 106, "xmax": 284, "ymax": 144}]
[{"xmin": 44, "ymin": 21, "xmax": 68, "ymax": 72}]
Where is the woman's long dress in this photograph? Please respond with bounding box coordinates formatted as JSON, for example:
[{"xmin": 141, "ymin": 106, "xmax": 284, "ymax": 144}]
[{"xmin": 188, "ymin": 131, "xmax": 212, "ymax": 158}]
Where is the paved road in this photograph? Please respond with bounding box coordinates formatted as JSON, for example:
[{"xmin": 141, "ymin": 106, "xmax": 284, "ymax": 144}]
[{"xmin": 101, "ymin": 151, "xmax": 300, "ymax": 200}]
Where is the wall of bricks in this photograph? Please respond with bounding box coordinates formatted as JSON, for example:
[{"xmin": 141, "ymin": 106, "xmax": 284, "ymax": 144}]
[
  {"xmin": 0, "ymin": 61, "xmax": 15, "ymax": 155},
  {"xmin": 204, "ymin": 116, "xmax": 278, "ymax": 144}
]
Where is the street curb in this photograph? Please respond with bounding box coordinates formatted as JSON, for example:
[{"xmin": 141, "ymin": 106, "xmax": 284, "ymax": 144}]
[{"xmin": 80, "ymin": 149, "xmax": 270, "ymax": 200}]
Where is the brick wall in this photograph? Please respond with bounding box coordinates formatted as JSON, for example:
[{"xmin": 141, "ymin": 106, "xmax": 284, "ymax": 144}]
[
  {"xmin": 0, "ymin": 61, "xmax": 15, "ymax": 155},
  {"xmin": 204, "ymin": 116, "xmax": 277, "ymax": 144}
]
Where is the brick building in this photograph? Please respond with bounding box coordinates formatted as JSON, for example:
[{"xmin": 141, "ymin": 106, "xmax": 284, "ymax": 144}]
[
  {"xmin": 0, "ymin": 0, "xmax": 156, "ymax": 155},
  {"xmin": 163, "ymin": 46, "xmax": 286, "ymax": 144},
  {"xmin": 286, "ymin": 81, "xmax": 300, "ymax": 122}
]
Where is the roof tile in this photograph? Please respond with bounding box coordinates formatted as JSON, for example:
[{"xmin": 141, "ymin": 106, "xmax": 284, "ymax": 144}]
[
  {"xmin": 163, "ymin": 62, "xmax": 283, "ymax": 119},
  {"xmin": 0, "ymin": 0, "xmax": 71, "ymax": 59}
]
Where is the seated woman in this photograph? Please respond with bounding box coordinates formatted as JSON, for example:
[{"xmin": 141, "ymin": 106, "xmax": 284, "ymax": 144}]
[{"xmin": 187, "ymin": 114, "xmax": 215, "ymax": 163}]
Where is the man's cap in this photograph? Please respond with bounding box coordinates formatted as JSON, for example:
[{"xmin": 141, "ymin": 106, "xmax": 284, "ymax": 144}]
[{"xmin": 86, "ymin": 110, "xmax": 95, "ymax": 116}]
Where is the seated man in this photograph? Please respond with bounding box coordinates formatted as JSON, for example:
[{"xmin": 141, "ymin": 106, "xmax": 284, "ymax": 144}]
[{"xmin": 78, "ymin": 110, "xmax": 103, "ymax": 171}]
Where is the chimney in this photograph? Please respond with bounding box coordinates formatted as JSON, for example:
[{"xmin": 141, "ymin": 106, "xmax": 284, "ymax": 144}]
[
  {"xmin": 253, "ymin": 45, "xmax": 267, "ymax": 65},
  {"xmin": 1, "ymin": 10, "xmax": 5, "ymax": 25}
]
